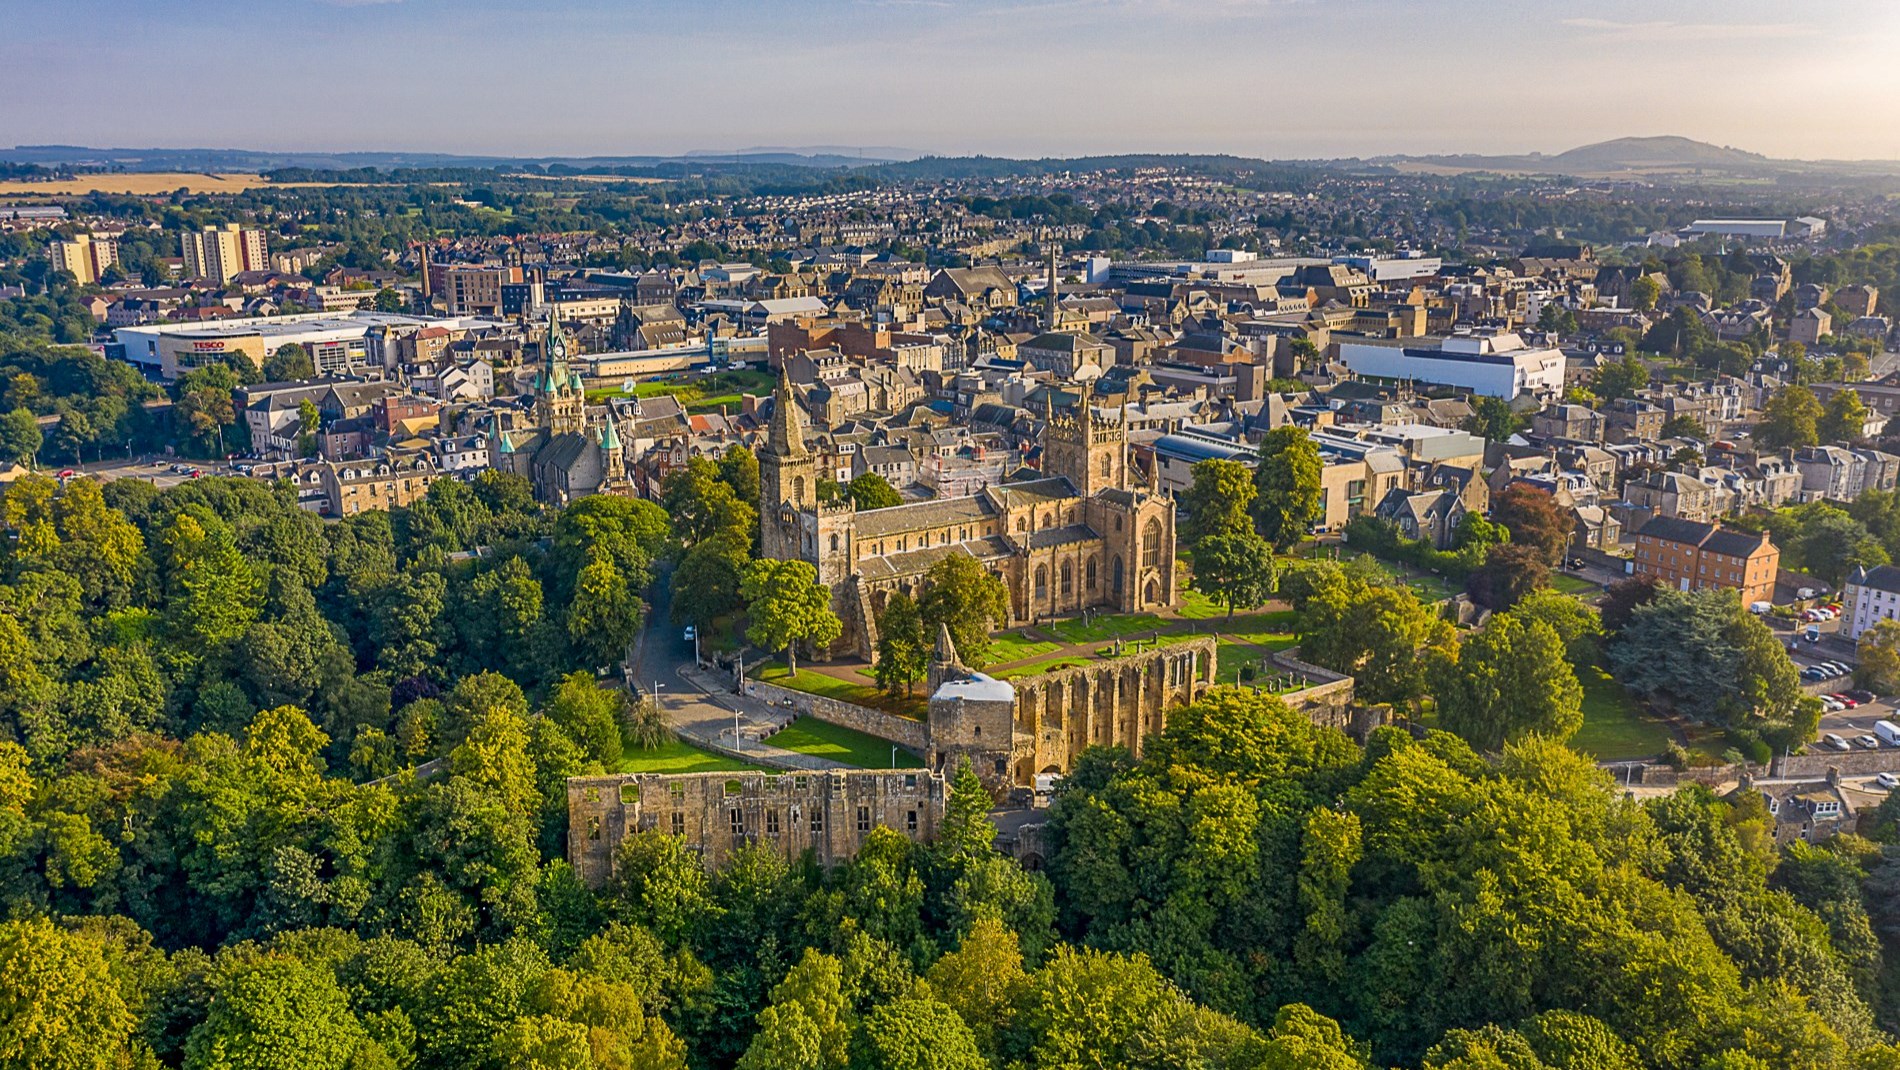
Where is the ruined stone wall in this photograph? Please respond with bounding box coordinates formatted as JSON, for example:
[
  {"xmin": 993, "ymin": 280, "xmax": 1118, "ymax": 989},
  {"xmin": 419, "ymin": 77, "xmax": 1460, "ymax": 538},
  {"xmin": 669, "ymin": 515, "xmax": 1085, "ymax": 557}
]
[
  {"xmin": 1008, "ymin": 637, "xmax": 1217, "ymax": 783},
  {"xmin": 1267, "ymin": 652, "xmax": 1358, "ymax": 731},
  {"xmin": 567, "ymin": 769, "xmax": 948, "ymax": 886}
]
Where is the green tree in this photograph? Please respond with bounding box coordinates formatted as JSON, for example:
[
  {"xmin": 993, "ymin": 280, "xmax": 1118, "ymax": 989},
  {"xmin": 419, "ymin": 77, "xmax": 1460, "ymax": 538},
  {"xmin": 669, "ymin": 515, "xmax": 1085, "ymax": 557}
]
[
  {"xmin": 1608, "ymin": 588, "xmax": 1816, "ymax": 747},
  {"xmin": 742, "ymin": 559, "xmax": 842, "ymax": 674},
  {"xmin": 1660, "ymin": 414, "xmax": 1706, "ymax": 440},
  {"xmin": 736, "ymin": 949, "xmax": 850, "ymax": 1070},
  {"xmin": 1432, "ymin": 612, "xmax": 1583, "ymax": 750},
  {"xmin": 184, "ymin": 957, "xmax": 375, "ymax": 1070},
  {"xmin": 847, "ymin": 472, "xmax": 903, "ymax": 511},
  {"xmin": 373, "ymin": 288, "xmax": 404, "ymax": 313},
  {"xmin": 567, "ymin": 552, "xmax": 642, "ymax": 669},
  {"xmin": 262, "ymin": 343, "xmax": 316, "ymax": 383},
  {"xmin": 1858, "ymin": 619, "xmax": 1900, "ymax": 693},
  {"xmin": 718, "ymin": 442, "xmax": 761, "ymax": 505},
  {"xmin": 1819, "ymin": 387, "xmax": 1870, "ymax": 443},
  {"xmin": 1631, "ymin": 275, "xmax": 1662, "ymax": 313},
  {"xmin": 0, "ymin": 917, "xmax": 139, "ymax": 1070},
  {"xmin": 853, "ymin": 997, "xmax": 987, "ymax": 1070},
  {"xmin": 0, "ymin": 409, "xmax": 40, "ymax": 467},
  {"xmin": 1592, "ymin": 354, "xmax": 1648, "ymax": 401},
  {"xmin": 1253, "ymin": 426, "xmax": 1324, "ymax": 550},
  {"xmin": 874, "ymin": 590, "xmax": 929, "ymax": 695},
  {"xmin": 1179, "ymin": 458, "xmax": 1256, "ymax": 545},
  {"xmin": 1755, "ymin": 385, "xmax": 1823, "ymax": 450},
  {"xmin": 671, "ymin": 533, "xmax": 749, "ymax": 630},
  {"xmin": 544, "ymin": 670, "xmax": 625, "ymax": 768},
  {"xmin": 1463, "ymin": 396, "xmax": 1524, "ymax": 442},
  {"xmin": 161, "ymin": 509, "xmax": 260, "ymax": 654},
  {"xmin": 1190, "ymin": 530, "xmax": 1278, "ymax": 618},
  {"xmin": 1301, "ymin": 576, "xmax": 1452, "ymax": 706},
  {"xmin": 916, "ymin": 553, "xmax": 1010, "ymax": 667}
]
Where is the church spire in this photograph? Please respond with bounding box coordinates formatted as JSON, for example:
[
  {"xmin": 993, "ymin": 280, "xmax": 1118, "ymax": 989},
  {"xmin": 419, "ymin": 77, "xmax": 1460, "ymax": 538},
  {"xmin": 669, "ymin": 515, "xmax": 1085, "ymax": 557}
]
[{"xmin": 766, "ymin": 366, "xmax": 807, "ymax": 457}]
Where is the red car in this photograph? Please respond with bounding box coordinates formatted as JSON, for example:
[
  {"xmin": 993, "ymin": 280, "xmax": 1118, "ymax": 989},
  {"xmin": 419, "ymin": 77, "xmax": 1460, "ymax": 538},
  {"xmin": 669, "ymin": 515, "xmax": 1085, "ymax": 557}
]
[{"xmin": 1831, "ymin": 694, "xmax": 1860, "ymax": 708}]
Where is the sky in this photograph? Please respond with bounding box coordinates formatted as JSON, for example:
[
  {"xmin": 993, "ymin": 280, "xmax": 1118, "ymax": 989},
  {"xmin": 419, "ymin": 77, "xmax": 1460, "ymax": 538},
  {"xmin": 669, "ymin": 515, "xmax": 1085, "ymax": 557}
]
[{"xmin": 5, "ymin": 0, "xmax": 1900, "ymax": 161}]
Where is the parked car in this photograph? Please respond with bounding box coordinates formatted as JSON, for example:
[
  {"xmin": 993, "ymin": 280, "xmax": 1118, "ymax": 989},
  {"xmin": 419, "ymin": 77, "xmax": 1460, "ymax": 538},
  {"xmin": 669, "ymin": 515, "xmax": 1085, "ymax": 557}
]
[
  {"xmin": 1832, "ymin": 694, "xmax": 1860, "ymax": 708},
  {"xmin": 1846, "ymin": 689, "xmax": 1876, "ymax": 703},
  {"xmin": 1878, "ymin": 772, "xmax": 1900, "ymax": 790},
  {"xmin": 1820, "ymin": 697, "xmax": 1844, "ymax": 712},
  {"xmin": 1824, "ymin": 733, "xmax": 1852, "ymax": 750},
  {"xmin": 1859, "ymin": 735, "xmax": 1882, "ymax": 750}
]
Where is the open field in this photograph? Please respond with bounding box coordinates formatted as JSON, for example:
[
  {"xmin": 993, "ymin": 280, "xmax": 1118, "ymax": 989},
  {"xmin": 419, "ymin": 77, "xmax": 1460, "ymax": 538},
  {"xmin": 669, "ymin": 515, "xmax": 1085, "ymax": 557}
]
[
  {"xmin": 619, "ymin": 736, "xmax": 766, "ymax": 774},
  {"xmin": 759, "ymin": 662, "xmax": 927, "ymax": 719},
  {"xmin": 1569, "ymin": 664, "xmax": 1674, "ymax": 761},
  {"xmin": 766, "ymin": 716, "xmax": 924, "ymax": 768},
  {"xmin": 0, "ymin": 173, "xmax": 345, "ymax": 196}
]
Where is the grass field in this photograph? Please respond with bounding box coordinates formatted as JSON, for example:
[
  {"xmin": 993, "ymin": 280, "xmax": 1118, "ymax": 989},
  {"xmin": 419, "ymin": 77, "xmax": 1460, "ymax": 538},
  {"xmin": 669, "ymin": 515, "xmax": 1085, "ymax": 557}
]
[
  {"xmin": 587, "ymin": 369, "xmax": 775, "ymax": 406},
  {"xmin": 1550, "ymin": 573, "xmax": 1599, "ymax": 596},
  {"xmin": 766, "ymin": 717, "xmax": 924, "ymax": 768},
  {"xmin": 1568, "ymin": 664, "xmax": 1675, "ymax": 761},
  {"xmin": 620, "ymin": 736, "xmax": 766, "ymax": 774},
  {"xmin": 987, "ymin": 632, "xmax": 1061, "ymax": 664},
  {"xmin": 1048, "ymin": 612, "xmax": 1171, "ymax": 644},
  {"xmin": 0, "ymin": 173, "xmax": 336, "ymax": 196},
  {"xmin": 993, "ymin": 655, "xmax": 1095, "ymax": 680},
  {"xmin": 759, "ymin": 663, "xmax": 926, "ymax": 719}
]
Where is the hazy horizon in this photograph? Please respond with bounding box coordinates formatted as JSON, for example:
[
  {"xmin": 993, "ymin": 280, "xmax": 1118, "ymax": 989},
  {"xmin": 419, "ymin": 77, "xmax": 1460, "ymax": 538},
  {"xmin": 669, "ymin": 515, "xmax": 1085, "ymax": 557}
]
[{"xmin": 7, "ymin": 0, "xmax": 1898, "ymax": 161}]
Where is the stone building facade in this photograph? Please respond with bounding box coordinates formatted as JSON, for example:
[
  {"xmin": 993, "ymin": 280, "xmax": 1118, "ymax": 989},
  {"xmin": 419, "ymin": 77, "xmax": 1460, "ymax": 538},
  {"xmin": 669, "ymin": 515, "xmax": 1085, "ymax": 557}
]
[
  {"xmin": 566, "ymin": 768, "xmax": 948, "ymax": 884},
  {"xmin": 758, "ymin": 370, "xmax": 1179, "ymax": 659},
  {"xmin": 924, "ymin": 625, "xmax": 1217, "ymax": 789}
]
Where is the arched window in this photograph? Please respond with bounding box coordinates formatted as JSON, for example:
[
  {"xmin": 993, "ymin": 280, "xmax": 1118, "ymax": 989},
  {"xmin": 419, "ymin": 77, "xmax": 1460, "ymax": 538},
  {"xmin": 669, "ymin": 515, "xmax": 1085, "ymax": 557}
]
[
  {"xmin": 829, "ymin": 533, "xmax": 840, "ymax": 553},
  {"xmin": 1100, "ymin": 454, "xmax": 1112, "ymax": 476},
  {"xmin": 1086, "ymin": 556, "xmax": 1098, "ymax": 590},
  {"xmin": 1060, "ymin": 560, "xmax": 1073, "ymax": 597},
  {"xmin": 1034, "ymin": 564, "xmax": 1048, "ymax": 601},
  {"xmin": 1112, "ymin": 556, "xmax": 1125, "ymax": 597},
  {"xmin": 1015, "ymin": 516, "xmax": 1027, "ymax": 533},
  {"xmin": 792, "ymin": 475, "xmax": 806, "ymax": 503},
  {"xmin": 1142, "ymin": 517, "xmax": 1162, "ymax": 569}
]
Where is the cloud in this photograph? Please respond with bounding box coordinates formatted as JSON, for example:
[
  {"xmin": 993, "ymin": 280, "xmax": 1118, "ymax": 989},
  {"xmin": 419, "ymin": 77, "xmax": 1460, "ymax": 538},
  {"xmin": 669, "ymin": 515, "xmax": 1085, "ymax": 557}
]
[{"xmin": 1561, "ymin": 17, "xmax": 1817, "ymax": 41}]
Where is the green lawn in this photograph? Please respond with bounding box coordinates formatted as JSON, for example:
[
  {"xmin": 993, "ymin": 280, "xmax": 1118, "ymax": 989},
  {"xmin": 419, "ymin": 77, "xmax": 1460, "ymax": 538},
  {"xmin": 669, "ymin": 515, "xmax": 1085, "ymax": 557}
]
[
  {"xmin": 620, "ymin": 736, "xmax": 766, "ymax": 774},
  {"xmin": 759, "ymin": 663, "xmax": 926, "ymax": 719},
  {"xmin": 993, "ymin": 655, "xmax": 1095, "ymax": 680},
  {"xmin": 987, "ymin": 631, "xmax": 1062, "ymax": 664},
  {"xmin": 1550, "ymin": 573, "xmax": 1598, "ymax": 596},
  {"xmin": 766, "ymin": 716, "xmax": 924, "ymax": 768},
  {"xmin": 1048, "ymin": 612, "xmax": 1171, "ymax": 644},
  {"xmin": 1568, "ymin": 665, "xmax": 1676, "ymax": 761},
  {"xmin": 587, "ymin": 369, "xmax": 775, "ymax": 404}
]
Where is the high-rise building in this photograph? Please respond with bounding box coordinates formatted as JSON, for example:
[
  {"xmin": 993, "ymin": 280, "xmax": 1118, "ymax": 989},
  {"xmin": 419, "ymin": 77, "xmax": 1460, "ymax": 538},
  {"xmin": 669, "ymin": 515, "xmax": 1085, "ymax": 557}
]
[
  {"xmin": 181, "ymin": 223, "xmax": 268, "ymax": 284},
  {"xmin": 48, "ymin": 233, "xmax": 117, "ymax": 285}
]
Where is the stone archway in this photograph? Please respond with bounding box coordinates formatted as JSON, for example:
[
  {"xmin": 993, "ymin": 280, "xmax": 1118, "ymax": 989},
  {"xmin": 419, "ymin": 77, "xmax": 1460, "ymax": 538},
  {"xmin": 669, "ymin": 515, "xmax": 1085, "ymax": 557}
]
[{"xmin": 1144, "ymin": 576, "xmax": 1160, "ymax": 605}]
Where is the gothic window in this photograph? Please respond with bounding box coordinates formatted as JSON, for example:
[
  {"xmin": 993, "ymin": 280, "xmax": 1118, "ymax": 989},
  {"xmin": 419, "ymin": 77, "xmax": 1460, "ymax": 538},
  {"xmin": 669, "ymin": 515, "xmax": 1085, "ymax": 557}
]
[
  {"xmin": 1112, "ymin": 556, "xmax": 1125, "ymax": 596},
  {"xmin": 829, "ymin": 533, "xmax": 840, "ymax": 553},
  {"xmin": 1100, "ymin": 454, "xmax": 1112, "ymax": 476},
  {"xmin": 1016, "ymin": 516, "xmax": 1027, "ymax": 533},
  {"xmin": 1142, "ymin": 518, "xmax": 1163, "ymax": 569},
  {"xmin": 1034, "ymin": 564, "xmax": 1048, "ymax": 601},
  {"xmin": 1086, "ymin": 556, "xmax": 1098, "ymax": 590},
  {"xmin": 1060, "ymin": 560, "xmax": 1073, "ymax": 597},
  {"xmin": 792, "ymin": 475, "xmax": 806, "ymax": 502}
]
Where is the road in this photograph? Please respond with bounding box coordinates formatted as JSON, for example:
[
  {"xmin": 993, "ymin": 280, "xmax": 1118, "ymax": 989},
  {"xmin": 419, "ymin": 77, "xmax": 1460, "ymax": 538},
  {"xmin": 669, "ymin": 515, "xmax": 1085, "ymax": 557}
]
[{"xmin": 634, "ymin": 569, "xmax": 848, "ymax": 769}]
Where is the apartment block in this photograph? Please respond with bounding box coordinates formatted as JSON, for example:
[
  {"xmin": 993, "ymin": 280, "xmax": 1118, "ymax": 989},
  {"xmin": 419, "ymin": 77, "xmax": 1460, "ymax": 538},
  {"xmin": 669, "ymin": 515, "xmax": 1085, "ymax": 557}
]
[
  {"xmin": 182, "ymin": 224, "xmax": 268, "ymax": 284},
  {"xmin": 48, "ymin": 232, "xmax": 117, "ymax": 285}
]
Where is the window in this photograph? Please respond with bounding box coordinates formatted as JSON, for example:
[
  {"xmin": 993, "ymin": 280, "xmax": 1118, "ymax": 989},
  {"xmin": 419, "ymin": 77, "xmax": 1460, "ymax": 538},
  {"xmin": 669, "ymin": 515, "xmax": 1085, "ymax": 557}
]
[
  {"xmin": 811, "ymin": 808, "xmax": 825, "ymax": 833},
  {"xmin": 1060, "ymin": 560, "xmax": 1073, "ymax": 597},
  {"xmin": 907, "ymin": 810, "xmax": 918, "ymax": 833},
  {"xmin": 671, "ymin": 811, "xmax": 685, "ymax": 835},
  {"xmin": 730, "ymin": 808, "xmax": 745, "ymax": 835},
  {"xmin": 856, "ymin": 806, "xmax": 871, "ymax": 832},
  {"xmin": 766, "ymin": 810, "xmax": 780, "ymax": 835},
  {"xmin": 1086, "ymin": 557, "xmax": 1098, "ymax": 589},
  {"xmin": 1141, "ymin": 518, "xmax": 1163, "ymax": 569},
  {"xmin": 587, "ymin": 816, "xmax": 600, "ymax": 841}
]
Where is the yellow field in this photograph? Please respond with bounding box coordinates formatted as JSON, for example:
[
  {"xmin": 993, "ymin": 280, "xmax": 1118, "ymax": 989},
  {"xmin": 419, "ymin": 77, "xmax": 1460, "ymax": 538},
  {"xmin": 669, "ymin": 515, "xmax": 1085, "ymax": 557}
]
[{"xmin": 0, "ymin": 172, "xmax": 334, "ymax": 196}]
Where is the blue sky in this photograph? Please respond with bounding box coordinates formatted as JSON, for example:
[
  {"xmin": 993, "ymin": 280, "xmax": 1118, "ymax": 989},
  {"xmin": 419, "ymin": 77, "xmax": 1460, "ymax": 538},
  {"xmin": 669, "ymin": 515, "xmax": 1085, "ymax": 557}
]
[{"xmin": 5, "ymin": 0, "xmax": 1898, "ymax": 159}]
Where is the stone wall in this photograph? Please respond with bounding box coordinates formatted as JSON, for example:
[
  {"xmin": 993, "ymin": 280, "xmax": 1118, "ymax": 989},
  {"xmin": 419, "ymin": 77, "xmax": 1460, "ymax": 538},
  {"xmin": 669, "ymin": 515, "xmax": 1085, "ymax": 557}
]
[
  {"xmin": 742, "ymin": 679, "xmax": 930, "ymax": 752},
  {"xmin": 1774, "ymin": 748, "xmax": 1900, "ymax": 779},
  {"xmin": 1008, "ymin": 637, "xmax": 1217, "ymax": 783},
  {"xmin": 1268, "ymin": 651, "xmax": 1358, "ymax": 731},
  {"xmin": 567, "ymin": 768, "xmax": 948, "ymax": 885}
]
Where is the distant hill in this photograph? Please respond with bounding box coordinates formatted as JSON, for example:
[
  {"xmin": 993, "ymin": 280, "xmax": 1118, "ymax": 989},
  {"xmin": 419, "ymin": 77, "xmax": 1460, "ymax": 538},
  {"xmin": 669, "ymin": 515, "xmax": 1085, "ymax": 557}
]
[{"xmin": 1361, "ymin": 136, "xmax": 1828, "ymax": 178}]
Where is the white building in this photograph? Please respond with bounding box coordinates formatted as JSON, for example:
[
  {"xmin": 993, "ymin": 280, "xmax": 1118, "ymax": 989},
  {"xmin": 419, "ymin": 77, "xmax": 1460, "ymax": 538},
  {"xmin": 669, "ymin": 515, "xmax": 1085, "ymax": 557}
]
[
  {"xmin": 114, "ymin": 310, "xmax": 492, "ymax": 379},
  {"xmin": 1335, "ymin": 331, "xmax": 1567, "ymax": 400},
  {"xmin": 1683, "ymin": 219, "xmax": 1789, "ymax": 240},
  {"xmin": 1843, "ymin": 564, "xmax": 1900, "ymax": 640}
]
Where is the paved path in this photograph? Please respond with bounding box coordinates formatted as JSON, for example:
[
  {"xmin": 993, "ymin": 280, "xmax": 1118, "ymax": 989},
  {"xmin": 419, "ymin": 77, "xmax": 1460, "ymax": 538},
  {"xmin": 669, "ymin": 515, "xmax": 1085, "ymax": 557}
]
[{"xmin": 636, "ymin": 570, "xmax": 850, "ymax": 771}]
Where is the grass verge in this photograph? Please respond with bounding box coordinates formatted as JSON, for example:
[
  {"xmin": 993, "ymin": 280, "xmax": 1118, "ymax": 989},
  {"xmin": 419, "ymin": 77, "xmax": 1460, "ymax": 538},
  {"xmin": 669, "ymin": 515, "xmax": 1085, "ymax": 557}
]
[
  {"xmin": 766, "ymin": 716, "xmax": 924, "ymax": 768},
  {"xmin": 620, "ymin": 737, "xmax": 767, "ymax": 774}
]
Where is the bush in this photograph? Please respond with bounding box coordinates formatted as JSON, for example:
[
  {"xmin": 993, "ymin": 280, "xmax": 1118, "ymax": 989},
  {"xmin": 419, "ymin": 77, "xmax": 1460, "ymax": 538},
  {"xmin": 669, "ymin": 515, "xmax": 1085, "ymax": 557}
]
[{"xmin": 1661, "ymin": 740, "xmax": 1691, "ymax": 770}]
